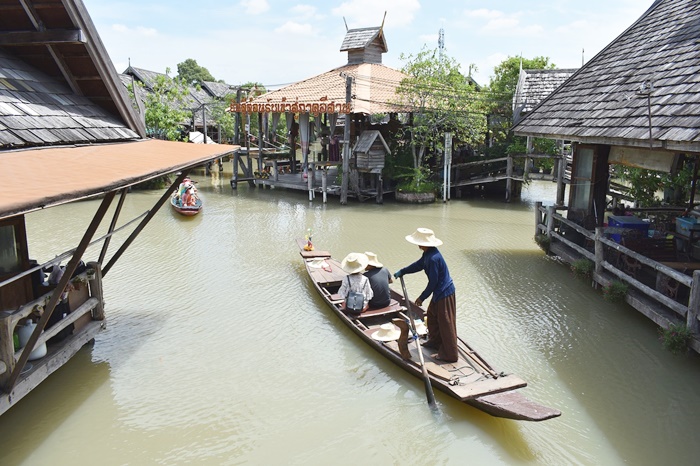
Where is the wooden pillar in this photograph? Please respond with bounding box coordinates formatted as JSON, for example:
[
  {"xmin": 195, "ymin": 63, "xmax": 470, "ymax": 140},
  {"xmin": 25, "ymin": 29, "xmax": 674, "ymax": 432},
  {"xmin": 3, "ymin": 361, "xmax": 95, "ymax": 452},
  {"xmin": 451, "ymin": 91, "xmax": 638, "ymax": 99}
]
[
  {"xmin": 308, "ymin": 162, "xmax": 314, "ymax": 201},
  {"xmin": 594, "ymin": 227, "xmax": 604, "ymax": 275},
  {"xmin": 322, "ymin": 167, "xmax": 328, "ymax": 203},
  {"xmin": 87, "ymin": 261, "xmax": 104, "ymax": 320},
  {"xmin": 505, "ymin": 155, "xmax": 513, "ymax": 203},
  {"xmin": 231, "ymin": 150, "xmax": 239, "ymax": 189},
  {"xmin": 546, "ymin": 205, "xmax": 555, "ymax": 237},
  {"xmin": 376, "ymin": 174, "xmax": 383, "ymax": 204},
  {"xmin": 0, "ymin": 313, "xmax": 14, "ymax": 386},
  {"xmin": 340, "ymin": 75, "xmax": 352, "ymax": 205},
  {"xmin": 688, "ymin": 270, "xmax": 700, "ymax": 333},
  {"xmin": 272, "ymin": 160, "xmax": 279, "ymax": 182},
  {"xmin": 556, "ymin": 143, "xmax": 566, "ymax": 206},
  {"xmin": 535, "ymin": 201, "xmax": 543, "ymax": 237}
]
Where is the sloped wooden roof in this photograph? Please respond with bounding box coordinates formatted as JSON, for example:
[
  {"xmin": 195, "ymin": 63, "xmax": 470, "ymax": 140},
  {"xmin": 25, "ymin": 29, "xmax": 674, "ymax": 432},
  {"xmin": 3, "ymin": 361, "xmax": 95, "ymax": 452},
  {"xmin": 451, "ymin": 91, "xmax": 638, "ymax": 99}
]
[
  {"xmin": 202, "ymin": 81, "xmax": 237, "ymax": 99},
  {"xmin": 512, "ymin": 69, "xmax": 577, "ymax": 124},
  {"xmin": 340, "ymin": 26, "xmax": 387, "ymax": 53},
  {"xmin": 242, "ymin": 63, "xmax": 407, "ymax": 115},
  {"xmin": 0, "ymin": 0, "xmax": 145, "ymax": 141},
  {"xmin": 353, "ymin": 130, "xmax": 390, "ymax": 154},
  {"xmin": 513, "ymin": 0, "xmax": 700, "ymax": 152}
]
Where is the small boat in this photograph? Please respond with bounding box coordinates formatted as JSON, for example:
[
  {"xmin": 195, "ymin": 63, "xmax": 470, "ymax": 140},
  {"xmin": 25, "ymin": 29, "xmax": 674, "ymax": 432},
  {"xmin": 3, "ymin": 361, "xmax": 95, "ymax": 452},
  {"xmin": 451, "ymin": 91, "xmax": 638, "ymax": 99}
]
[
  {"xmin": 297, "ymin": 239, "xmax": 561, "ymax": 421},
  {"xmin": 171, "ymin": 178, "xmax": 202, "ymax": 216}
]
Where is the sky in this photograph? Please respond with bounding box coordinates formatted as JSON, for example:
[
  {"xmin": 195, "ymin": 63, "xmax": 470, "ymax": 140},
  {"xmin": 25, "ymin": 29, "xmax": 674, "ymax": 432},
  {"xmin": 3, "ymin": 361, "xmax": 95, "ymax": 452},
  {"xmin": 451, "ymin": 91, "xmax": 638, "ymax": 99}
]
[{"xmin": 82, "ymin": 0, "xmax": 655, "ymax": 90}]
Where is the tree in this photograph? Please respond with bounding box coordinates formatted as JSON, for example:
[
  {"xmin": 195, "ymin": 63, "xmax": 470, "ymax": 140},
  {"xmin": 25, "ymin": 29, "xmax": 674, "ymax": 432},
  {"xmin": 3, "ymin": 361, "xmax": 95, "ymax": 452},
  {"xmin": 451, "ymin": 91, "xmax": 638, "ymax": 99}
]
[
  {"xmin": 486, "ymin": 56, "xmax": 554, "ymax": 147},
  {"xmin": 128, "ymin": 68, "xmax": 192, "ymax": 141},
  {"xmin": 395, "ymin": 47, "xmax": 486, "ymax": 181},
  {"xmin": 177, "ymin": 58, "xmax": 217, "ymax": 85}
]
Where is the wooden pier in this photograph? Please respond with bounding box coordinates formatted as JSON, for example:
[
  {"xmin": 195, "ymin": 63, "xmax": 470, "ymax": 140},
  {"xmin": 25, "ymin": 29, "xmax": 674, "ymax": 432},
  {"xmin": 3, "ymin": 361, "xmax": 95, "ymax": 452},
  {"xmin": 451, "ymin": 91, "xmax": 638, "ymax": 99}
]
[{"xmin": 535, "ymin": 203, "xmax": 700, "ymax": 354}]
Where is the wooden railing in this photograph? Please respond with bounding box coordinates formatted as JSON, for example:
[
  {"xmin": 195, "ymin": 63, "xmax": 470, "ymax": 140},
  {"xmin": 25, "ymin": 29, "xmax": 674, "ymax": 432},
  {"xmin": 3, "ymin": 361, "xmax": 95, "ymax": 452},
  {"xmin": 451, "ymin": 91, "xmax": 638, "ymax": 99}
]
[{"xmin": 535, "ymin": 203, "xmax": 700, "ymax": 338}]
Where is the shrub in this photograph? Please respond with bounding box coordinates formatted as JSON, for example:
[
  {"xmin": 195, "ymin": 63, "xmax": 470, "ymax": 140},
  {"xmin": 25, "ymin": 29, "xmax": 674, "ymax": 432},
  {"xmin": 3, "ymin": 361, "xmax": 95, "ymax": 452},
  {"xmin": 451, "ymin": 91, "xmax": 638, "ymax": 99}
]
[
  {"xmin": 659, "ymin": 323, "xmax": 692, "ymax": 355},
  {"xmin": 603, "ymin": 280, "xmax": 628, "ymax": 302},
  {"xmin": 571, "ymin": 259, "xmax": 594, "ymax": 278}
]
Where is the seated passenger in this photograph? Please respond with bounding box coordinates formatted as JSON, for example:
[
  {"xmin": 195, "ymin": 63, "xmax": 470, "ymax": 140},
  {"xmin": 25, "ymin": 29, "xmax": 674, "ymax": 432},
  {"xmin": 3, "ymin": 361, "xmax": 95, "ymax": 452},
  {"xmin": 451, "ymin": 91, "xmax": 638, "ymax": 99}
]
[
  {"xmin": 337, "ymin": 252, "xmax": 373, "ymax": 314},
  {"xmin": 363, "ymin": 251, "xmax": 393, "ymax": 309}
]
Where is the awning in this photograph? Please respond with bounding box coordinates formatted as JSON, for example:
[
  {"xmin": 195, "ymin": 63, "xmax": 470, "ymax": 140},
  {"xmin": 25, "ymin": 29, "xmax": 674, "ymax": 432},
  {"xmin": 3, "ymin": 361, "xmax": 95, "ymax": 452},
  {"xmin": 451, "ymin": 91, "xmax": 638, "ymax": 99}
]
[{"xmin": 2, "ymin": 139, "xmax": 238, "ymax": 219}]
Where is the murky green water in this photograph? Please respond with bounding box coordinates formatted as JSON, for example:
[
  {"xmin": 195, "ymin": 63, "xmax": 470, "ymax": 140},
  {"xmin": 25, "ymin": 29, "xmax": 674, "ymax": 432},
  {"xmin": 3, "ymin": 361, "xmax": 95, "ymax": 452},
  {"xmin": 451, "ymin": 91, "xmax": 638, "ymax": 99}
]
[{"xmin": 1, "ymin": 173, "xmax": 699, "ymax": 465}]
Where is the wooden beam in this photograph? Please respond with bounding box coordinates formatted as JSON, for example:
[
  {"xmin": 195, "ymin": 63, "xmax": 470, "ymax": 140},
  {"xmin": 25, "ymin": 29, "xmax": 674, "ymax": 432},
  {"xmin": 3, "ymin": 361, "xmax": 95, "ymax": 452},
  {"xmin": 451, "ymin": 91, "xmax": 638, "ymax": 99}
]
[{"xmin": 0, "ymin": 29, "xmax": 85, "ymax": 45}]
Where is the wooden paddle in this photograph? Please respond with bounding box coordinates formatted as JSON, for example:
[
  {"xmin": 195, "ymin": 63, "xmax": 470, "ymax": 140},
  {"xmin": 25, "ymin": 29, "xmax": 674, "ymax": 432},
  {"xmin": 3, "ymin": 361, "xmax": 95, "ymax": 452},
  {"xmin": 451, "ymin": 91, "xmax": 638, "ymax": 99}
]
[{"xmin": 399, "ymin": 276, "xmax": 438, "ymax": 411}]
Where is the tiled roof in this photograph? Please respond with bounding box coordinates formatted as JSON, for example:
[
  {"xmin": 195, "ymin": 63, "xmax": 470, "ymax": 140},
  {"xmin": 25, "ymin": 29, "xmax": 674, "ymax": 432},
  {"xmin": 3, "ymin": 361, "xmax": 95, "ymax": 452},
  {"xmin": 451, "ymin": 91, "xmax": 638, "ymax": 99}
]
[
  {"xmin": 513, "ymin": 0, "xmax": 700, "ymax": 152},
  {"xmin": 0, "ymin": 48, "xmax": 139, "ymax": 149},
  {"xmin": 247, "ymin": 63, "xmax": 407, "ymax": 115},
  {"xmin": 512, "ymin": 69, "xmax": 577, "ymax": 124},
  {"xmin": 202, "ymin": 81, "xmax": 237, "ymax": 99}
]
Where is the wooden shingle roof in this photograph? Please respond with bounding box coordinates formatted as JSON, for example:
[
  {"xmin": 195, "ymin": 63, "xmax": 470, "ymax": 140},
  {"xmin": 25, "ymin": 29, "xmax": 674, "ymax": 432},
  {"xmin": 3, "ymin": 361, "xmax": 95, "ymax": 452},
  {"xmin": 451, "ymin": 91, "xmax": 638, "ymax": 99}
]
[
  {"xmin": 340, "ymin": 27, "xmax": 386, "ymax": 53},
  {"xmin": 513, "ymin": 0, "xmax": 700, "ymax": 152},
  {"xmin": 0, "ymin": 0, "xmax": 145, "ymax": 144},
  {"xmin": 512, "ymin": 69, "xmax": 577, "ymax": 124}
]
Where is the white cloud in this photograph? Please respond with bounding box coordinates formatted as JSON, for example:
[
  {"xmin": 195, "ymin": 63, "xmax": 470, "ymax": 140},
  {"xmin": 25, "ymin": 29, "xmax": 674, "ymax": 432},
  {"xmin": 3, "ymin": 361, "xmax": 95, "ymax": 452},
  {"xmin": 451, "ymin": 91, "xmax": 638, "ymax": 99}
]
[
  {"xmin": 291, "ymin": 4, "xmax": 319, "ymax": 19},
  {"xmin": 332, "ymin": 0, "xmax": 420, "ymax": 28},
  {"xmin": 240, "ymin": 0, "xmax": 269, "ymax": 15},
  {"xmin": 275, "ymin": 21, "xmax": 314, "ymax": 36},
  {"xmin": 464, "ymin": 9, "xmax": 543, "ymax": 36}
]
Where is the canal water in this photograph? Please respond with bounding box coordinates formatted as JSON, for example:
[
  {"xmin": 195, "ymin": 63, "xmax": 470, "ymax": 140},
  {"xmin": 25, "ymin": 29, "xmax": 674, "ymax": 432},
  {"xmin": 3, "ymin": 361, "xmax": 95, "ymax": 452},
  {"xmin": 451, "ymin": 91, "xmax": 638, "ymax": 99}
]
[{"xmin": 1, "ymin": 173, "xmax": 700, "ymax": 465}]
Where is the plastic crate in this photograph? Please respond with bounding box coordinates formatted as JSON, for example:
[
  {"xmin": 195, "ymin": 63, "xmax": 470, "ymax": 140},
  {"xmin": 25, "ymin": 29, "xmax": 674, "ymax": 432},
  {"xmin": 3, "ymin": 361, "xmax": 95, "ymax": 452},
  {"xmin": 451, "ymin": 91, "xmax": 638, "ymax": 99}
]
[{"xmin": 675, "ymin": 217, "xmax": 700, "ymax": 236}]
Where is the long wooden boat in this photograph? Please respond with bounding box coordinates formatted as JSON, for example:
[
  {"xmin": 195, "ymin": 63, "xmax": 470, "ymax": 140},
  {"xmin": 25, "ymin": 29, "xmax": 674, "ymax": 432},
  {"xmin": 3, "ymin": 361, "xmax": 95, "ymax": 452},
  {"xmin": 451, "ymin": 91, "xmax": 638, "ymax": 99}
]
[
  {"xmin": 297, "ymin": 239, "xmax": 561, "ymax": 421},
  {"xmin": 170, "ymin": 194, "xmax": 202, "ymax": 216}
]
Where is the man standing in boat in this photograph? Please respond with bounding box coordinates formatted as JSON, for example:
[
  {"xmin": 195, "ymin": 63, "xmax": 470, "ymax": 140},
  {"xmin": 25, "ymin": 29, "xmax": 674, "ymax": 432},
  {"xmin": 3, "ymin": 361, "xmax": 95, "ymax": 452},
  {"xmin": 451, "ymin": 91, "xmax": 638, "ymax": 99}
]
[{"xmin": 394, "ymin": 228, "xmax": 458, "ymax": 363}]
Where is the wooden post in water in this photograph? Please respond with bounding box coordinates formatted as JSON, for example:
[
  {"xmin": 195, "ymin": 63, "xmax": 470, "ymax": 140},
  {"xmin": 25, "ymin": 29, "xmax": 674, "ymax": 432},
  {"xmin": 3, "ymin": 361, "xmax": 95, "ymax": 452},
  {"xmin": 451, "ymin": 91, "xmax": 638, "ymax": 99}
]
[
  {"xmin": 0, "ymin": 313, "xmax": 14, "ymax": 386},
  {"xmin": 688, "ymin": 270, "xmax": 700, "ymax": 333},
  {"xmin": 376, "ymin": 174, "xmax": 383, "ymax": 204},
  {"xmin": 556, "ymin": 140, "xmax": 566, "ymax": 206},
  {"xmin": 322, "ymin": 167, "xmax": 328, "ymax": 203},
  {"xmin": 308, "ymin": 162, "xmax": 314, "ymax": 201},
  {"xmin": 231, "ymin": 149, "xmax": 239, "ymax": 189},
  {"xmin": 87, "ymin": 261, "xmax": 104, "ymax": 320},
  {"xmin": 506, "ymin": 155, "xmax": 513, "ymax": 203},
  {"xmin": 594, "ymin": 227, "xmax": 604, "ymax": 276},
  {"xmin": 546, "ymin": 205, "xmax": 555, "ymax": 238},
  {"xmin": 535, "ymin": 201, "xmax": 543, "ymax": 237},
  {"xmin": 340, "ymin": 74, "xmax": 352, "ymax": 205}
]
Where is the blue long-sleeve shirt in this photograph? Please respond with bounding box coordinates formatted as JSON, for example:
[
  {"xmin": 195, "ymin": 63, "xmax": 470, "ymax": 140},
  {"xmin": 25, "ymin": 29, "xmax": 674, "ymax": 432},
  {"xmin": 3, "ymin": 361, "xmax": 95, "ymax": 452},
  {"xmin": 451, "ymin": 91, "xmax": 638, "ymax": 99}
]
[{"xmin": 400, "ymin": 247, "xmax": 455, "ymax": 302}]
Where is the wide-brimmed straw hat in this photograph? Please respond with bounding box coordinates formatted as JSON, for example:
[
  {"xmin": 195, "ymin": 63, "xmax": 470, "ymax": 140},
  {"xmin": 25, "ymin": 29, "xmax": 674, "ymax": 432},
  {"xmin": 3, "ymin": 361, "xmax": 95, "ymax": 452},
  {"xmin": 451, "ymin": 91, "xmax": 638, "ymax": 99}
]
[
  {"xmin": 341, "ymin": 252, "xmax": 369, "ymax": 274},
  {"xmin": 371, "ymin": 322, "xmax": 401, "ymax": 342},
  {"xmin": 364, "ymin": 251, "xmax": 383, "ymax": 268},
  {"xmin": 405, "ymin": 227, "xmax": 443, "ymax": 247}
]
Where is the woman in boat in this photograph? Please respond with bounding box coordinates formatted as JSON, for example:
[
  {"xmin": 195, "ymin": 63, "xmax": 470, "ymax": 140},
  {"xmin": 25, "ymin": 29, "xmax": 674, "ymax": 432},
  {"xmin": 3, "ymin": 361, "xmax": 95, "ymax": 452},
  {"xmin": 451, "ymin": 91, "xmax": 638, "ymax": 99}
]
[
  {"xmin": 338, "ymin": 252, "xmax": 373, "ymax": 314},
  {"xmin": 363, "ymin": 251, "xmax": 393, "ymax": 309},
  {"xmin": 394, "ymin": 228, "xmax": 458, "ymax": 363}
]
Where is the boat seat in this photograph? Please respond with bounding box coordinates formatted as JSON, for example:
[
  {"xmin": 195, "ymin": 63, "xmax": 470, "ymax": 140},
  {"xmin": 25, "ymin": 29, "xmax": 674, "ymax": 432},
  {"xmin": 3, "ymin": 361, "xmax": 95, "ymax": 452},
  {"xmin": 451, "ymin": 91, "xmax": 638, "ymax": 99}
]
[{"xmin": 358, "ymin": 299, "xmax": 401, "ymax": 318}]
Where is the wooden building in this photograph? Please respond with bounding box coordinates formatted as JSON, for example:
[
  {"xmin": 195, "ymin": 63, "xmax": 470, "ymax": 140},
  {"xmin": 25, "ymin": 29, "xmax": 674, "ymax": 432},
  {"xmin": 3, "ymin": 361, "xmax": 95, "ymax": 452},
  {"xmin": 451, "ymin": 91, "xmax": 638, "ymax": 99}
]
[
  {"xmin": 233, "ymin": 22, "xmax": 407, "ymax": 203},
  {"xmin": 0, "ymin": 0, "xmax": 236, "ymax": 415},
  {"xmin": 514, "ymin": 0, "xmax": 700, "ymax": 352}
]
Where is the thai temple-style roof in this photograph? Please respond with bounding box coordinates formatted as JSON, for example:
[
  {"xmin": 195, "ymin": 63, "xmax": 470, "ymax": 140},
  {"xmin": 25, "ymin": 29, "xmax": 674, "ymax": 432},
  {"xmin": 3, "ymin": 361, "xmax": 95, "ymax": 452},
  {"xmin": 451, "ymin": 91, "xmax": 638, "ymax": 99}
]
[
  {"xmin": 513, "ymin": 0, "xmax": 700, "ymax": 153},
  {"xmin": 241, "ymin": 24, "xmax": 405, "ymax": 115}
]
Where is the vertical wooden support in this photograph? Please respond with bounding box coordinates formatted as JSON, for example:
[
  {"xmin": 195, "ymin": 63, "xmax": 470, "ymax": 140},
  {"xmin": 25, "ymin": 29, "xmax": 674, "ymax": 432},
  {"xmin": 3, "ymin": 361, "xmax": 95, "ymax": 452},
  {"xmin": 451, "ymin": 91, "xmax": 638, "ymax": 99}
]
[
  {"xmin": 556, "ymin": 140, "xmax": 566, "ymax": 206},
  {"xmin": 273, "ymin": 160, "xmax": 279, "ymax": 182},
  {"xmin": 322, "ymin": 167, "xmax": 328, "ymax": 204},
  {"xmin": 0, "ymin": 314, "xmax": 14, "ymax": 386},
  {"xmin": 376, "ymin": 174, "xmax": 383, "ymax": 204},
  {"xmin": 546, "ymin": 205, "xmax": 555, "ymax": 238},
  {"xmin": 308, "ymin": 162, "xmax": 314, "ymax": 201},
  {"xmin": 505, "ymin": 155, "xmax": 513, "ymax": 203},
  {"xmin": 594, "ymin": 227, "xmax": 604, "ymax": 275},
  {"xmin": 231, "ymin": 150, "xmax": 239, "ymax": 189},
  {"xmin": 535, "ymin": 201, "xmax": 543, "ymax": 237},
  {"xmin": 340, "ymin": 75, "xmax": 352, "ymax": 205},
  {"xmin": 687, "ymin": 270, "xmax": 700, "ymax": 333},
  {"xmin": 87, "ymin": 261, "xmax": 104, "ymax": 321}
]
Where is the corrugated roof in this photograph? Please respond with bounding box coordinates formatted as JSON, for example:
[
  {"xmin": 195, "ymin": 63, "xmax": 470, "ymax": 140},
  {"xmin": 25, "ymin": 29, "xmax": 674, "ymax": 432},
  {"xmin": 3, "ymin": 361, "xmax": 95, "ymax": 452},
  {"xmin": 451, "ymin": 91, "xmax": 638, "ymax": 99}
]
[
  {"xmin": 244, "ymin": 63, "xmax": 407, "ymax": 115},
  {"xmin": 513, "ymin": 0, "xmax": 700, "ymax": 152},
  {"xmin": 1, "ymin": 139, "xmax": 237, "ymax": 219}
]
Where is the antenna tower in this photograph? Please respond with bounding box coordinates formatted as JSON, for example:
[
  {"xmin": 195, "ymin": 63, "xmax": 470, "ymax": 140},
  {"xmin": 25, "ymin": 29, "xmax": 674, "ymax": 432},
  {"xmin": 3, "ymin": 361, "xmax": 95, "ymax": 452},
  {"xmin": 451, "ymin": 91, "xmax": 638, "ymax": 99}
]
[{"xmin": 438, "ymin": 28, "xmax": 444, "ymax": 61}]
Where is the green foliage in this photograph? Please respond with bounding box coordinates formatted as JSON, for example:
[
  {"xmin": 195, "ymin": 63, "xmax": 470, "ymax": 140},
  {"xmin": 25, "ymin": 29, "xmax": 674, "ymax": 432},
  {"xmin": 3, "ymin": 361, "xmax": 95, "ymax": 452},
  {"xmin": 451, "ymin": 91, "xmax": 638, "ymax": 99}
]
[
  {"xmin": 395, "ymin": 166, "xmax": 439, "ymax": 194},
  {"xmin": 395, "ymin": 47, "xmax": 486, "ymax": 170},
  {"xmin": 658, "ymin": 323, "xmax": 692, "ymax": 355},
  {"xmin": 129, "ymin": 69, "xmax": 191, "ymax": 141},
  {"xmin": 177, "ymin": 58, "xmax": 217, "ymax": 85},
  {"xmin": 208, "ymin": 93, "xmax": 237, "ymax": 142},
  {"xmin": 486, "ymin": 56, "xmax": 555, "ymax": 146},
  {"xmin": 571, "ymin": 258, "xmax": 594, "ymax": 278},
  {"xmin": 613, "ymin": 163, "xmax": 694, "ymax": 207},
  {"xmin": 602, "ymin": 280, "xmax": 628, "ymax": 302}
]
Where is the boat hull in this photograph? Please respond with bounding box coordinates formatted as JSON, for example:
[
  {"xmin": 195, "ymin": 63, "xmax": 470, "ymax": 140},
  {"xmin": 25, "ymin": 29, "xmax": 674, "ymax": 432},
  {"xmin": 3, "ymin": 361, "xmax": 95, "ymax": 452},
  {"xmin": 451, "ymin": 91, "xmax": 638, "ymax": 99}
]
[
  {"xmin": 298, "ymin": 239, "xmax": 560, "ymax": 421},
  {"xmin": 171, "ymin": 196, "xmax": 202, "ymax": 216}
]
